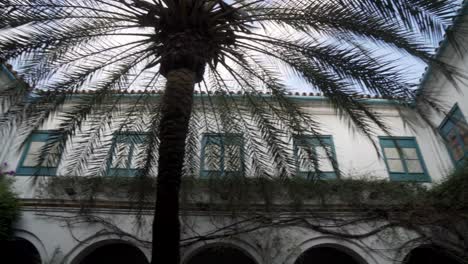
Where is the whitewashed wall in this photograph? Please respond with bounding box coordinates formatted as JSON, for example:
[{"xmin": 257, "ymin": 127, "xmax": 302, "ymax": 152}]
[
  {"xmin": 13, "ymin": 208, "xmax": 418, "ymax": 264},
  {"xmin": 2, "ymin": 8, "xmax": 467, "ymax": 260},
  {"xmin": 0, "ymin": 95, "xmax": 457, "ymax": 199},
  {"xmin": 419, "ymin": 7, "xmax": 468, "ymax": 121}
]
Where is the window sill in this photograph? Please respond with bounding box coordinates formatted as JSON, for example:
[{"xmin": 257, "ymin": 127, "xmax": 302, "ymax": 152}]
[
  {"xmin": 389, "ymin": 173, "xmax": 431, "ymax": 182},
  {"xmin": 15, "ymin": 167, "xmax": 57, "ymax": 176}
]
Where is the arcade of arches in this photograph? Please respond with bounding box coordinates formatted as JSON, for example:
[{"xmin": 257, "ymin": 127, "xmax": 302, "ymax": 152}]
[{"xmin": 2, "ymin": 237, "xmax": 465, "ymax": 264}]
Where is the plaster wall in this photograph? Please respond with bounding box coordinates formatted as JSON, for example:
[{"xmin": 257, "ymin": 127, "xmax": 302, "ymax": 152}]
[
  {"xmin": 416, "ymin": 5, "xmax": 468, "ymax": 149},
  {"xmin": 13, "ymin": 209, "xmax": 414, "ymax": 264},
  {"xmin": 0, "ymin": 98, "xmax": 456, "ymax": 198}
]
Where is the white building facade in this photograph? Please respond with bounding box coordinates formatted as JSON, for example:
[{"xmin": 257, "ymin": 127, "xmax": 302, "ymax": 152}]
[{"xmin": 1, "ymin": 3, "xmax": 468, "ymax": 264}]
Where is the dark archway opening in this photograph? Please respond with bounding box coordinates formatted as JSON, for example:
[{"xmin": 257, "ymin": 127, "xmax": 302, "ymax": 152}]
[
  {"xmin": 185, "ymin": 245, "xmax": 257, "ymax": 264},
  {"xmin": 405, "ymin": 246, "xmax": 462, "ymax": 264},
  {"xmin": 0, "ymin": 237, "xmax": 41, "ymax": 264},
  {"xmin": 295, "ymin": 246, "xmax": 361, "ymax": 264},
  {"xmin": 79, "ymin": 243, "xmax": 148, "ymax": 264}
]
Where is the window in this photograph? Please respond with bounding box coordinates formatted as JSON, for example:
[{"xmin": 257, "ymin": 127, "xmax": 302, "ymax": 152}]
[
  {"xmin": 16, "ymin": 131, "xmax": 61, "ymax": 176},
  {"xmin": 379, "ymin": 137, "xmax": 430, "ymax": 182},
  {"xmin": 293, "ymin": 135, "xmax": 337, "ymax": 179},
  {"xmin": 200, "ymin": 134, "xmax": 243, "ymax": 177},
  {"xmin": 107, "ymin": 132, "xmax": 147, "ymax": 176},
  {"xmin": 439, "ymin": 104, "xmax": 468, "ymax": 166}
]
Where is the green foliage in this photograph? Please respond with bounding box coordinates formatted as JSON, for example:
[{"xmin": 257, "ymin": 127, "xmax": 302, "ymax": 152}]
[
  {"xmin": 42, "ymin": 172, "xmax": 452, "ymax": 212},
  {"xmin": 430, "ymin": 160, "xmax": 468, "ymax": 210},
  {"xmin": 41, "ymin": 159, "xmax": 468, "ymax": 215},
  {"xmin": 0, "ymin": 174, "xmax": 19, "ymax": 240},
  {"xmin": 41, "ymin": 167, "xmax": 468, "ymax": 259}
]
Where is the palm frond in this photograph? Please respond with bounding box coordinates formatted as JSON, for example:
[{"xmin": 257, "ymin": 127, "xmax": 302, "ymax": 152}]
[{"xmin": 0, "ymin": 0, "xmax": 463, "ymax": 229}]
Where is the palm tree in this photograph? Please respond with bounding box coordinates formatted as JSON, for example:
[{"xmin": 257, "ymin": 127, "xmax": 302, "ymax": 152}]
[{"xmin": 0, "ymin": 0, "xmax": 462, "ymax": 263}]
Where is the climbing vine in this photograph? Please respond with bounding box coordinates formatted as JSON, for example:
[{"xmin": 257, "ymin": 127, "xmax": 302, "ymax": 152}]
[
  {"xmin": 0, "ymin": 163, "xmax": 19, "ymax": 240},
  {"xmin": 35, "ymin": 160, "xmax": 468, "ymax": 263}
]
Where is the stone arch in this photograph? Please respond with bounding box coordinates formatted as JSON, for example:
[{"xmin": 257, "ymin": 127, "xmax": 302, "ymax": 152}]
[
  {"xmin": 404, "ymin": 245, "xmax": 462, "ymax": 264},
  {"xmin": 66, "ymin": 234, "xmax": 150, "ymax": 264},
  {"xmin": 284, "ymin": 236, "xmax": 376, "ymax": 264},
  {"xmin": 13, "ymin": 229, "xmax": 48, "ymax": 261},
  {"xmin": 182, "ymin": 240, "xmax": 261, "ymax": 264},
  {"xmin": 2, "ymin": 230, "xmax": 45, "ymax": 264},
  {"xmin": 294, "ymin": 245, "xmax": 365, "ymax": 264}
]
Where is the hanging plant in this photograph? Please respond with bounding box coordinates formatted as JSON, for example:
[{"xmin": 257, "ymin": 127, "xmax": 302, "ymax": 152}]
[{"xmin": 0, "ymin": 163, "xmax": 19, "ymax": 240}]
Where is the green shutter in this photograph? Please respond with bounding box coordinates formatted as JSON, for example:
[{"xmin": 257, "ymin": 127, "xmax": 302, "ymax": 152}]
[
  {"xmin": 107, "ymin": 132, "xmax": 147, "ymax": 177},
  {"xmin": 16, "ymin": 130, "xmax": 61, "ymax": 176},
  {"xmin": 438, "ymin": 104, "xmax": 468, "ymax": 166},
  {"xmin": 200, "ymin": 133, "xmax": 244, "ymax": 178},
  {"xmin": 379, "ymin": 137, "xmax": 430, "ymax": 182},
  {"xmin": 293, "ymin": 135, "xmax": 338, "ymax": 180}
]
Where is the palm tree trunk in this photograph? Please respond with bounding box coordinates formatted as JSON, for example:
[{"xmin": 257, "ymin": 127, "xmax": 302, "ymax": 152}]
[{"xmin": 152, "ymin": 68, "xmax": 196, "ymax": 264}]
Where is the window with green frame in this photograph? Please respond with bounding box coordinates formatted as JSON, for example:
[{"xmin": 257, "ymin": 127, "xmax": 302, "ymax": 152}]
[
  {"xmin": 438, "ymin": 104, "xmax": 468, "ymax": 166},
  {"xmin": 16, "ymin": 130, "xmax": 62, "ymax": 176},
  {"xmin": 293, "ymin": 135, "xmax": 338, "ymax": 179},
  {"xmin": 107, "ymin": 132, "xmax": 147, "ymax": 176},
  {"xmin": 200, "ymin": 133, "xmax": 243, "ymax": 177},
  {"xmin": 379, "ymin": 137, "xmax": 430, "ymax": 182}
]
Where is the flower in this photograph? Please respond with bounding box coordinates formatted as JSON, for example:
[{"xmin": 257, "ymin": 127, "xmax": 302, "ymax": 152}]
[{"xmin": 0, "ymin": 162, "xmax": 14, "ymax": 176}]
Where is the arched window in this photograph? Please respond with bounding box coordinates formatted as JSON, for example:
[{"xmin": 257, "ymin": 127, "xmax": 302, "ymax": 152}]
[
  {"xmin": 405, "ymin": 246, "xmax": 462, "ymax": 264},
  {"xmin": 79, "ymin": 243, "xmax": 148, "ymax": 264},
  {"xmin": 185, "ymin": 245, "xmax": 257, "ymax": 264},
  {"xmin": 0, "ymin": 237, "xmax": 41, "ymax": 264},
  {"xmin": 295, "ymin": 246, "xmax": 363, "ymax": 264}
]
